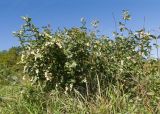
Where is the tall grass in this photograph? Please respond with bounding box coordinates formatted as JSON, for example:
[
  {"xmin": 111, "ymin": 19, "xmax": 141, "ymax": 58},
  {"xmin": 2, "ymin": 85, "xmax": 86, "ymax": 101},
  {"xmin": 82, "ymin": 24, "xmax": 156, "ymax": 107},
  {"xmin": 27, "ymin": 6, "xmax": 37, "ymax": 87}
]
[{"xmin": 0, "ymin": 74, "xmax": 160, "ymax": 114}]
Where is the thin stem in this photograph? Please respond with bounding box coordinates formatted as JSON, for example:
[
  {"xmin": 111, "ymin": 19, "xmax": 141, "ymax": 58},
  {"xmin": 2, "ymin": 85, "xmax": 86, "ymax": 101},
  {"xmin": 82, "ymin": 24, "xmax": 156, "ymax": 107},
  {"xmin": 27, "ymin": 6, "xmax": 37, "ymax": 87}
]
[
  {"xmin": 112, "ymin": 12, "xmax": 118, "ymax": 35},
  {"xmin": 156, "ymin": 36, "xmax": 159, "ymax": 60}
]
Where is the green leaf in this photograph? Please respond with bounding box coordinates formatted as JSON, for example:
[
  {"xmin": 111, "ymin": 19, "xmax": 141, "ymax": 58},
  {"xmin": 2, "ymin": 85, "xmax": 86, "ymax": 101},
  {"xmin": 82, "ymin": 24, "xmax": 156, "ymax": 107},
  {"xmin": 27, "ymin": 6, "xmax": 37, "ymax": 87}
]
[{"xmin": 147, "ymin": 92, "xmax": 155, "ymax": 96}]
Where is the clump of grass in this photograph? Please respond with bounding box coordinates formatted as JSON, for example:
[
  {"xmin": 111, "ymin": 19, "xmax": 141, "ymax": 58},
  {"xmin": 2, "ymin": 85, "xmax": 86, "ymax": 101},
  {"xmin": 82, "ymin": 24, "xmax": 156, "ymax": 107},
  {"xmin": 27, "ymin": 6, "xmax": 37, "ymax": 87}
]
[{"xmin": 0, "ymin": 77, "xmax": 160, "ymax": 114}]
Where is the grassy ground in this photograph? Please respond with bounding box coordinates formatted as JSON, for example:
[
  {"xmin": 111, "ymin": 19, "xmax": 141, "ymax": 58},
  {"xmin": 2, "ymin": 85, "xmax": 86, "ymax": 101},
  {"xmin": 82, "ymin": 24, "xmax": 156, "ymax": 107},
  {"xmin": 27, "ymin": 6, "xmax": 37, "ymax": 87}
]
[{"xmin": 0, "ymin": 80, "xmax": 160, "ymax": 114}]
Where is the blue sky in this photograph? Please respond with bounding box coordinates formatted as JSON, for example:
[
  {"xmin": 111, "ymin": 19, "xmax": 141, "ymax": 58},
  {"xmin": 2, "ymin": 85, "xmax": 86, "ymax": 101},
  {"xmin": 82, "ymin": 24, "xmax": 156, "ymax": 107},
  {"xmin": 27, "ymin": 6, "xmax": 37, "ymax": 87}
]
[{"xmin": 0, "ymin": 0, "xmax": 160, "ymax": 51}]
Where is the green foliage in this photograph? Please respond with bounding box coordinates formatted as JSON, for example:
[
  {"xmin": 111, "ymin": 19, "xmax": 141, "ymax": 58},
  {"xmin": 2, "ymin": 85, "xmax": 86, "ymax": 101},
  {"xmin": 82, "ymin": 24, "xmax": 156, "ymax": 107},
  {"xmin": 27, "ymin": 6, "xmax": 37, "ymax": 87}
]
[
  {"xmin": 0, "ymin": 47, "xmax": 21, "ymax": 85},
  {"xmin": 0, "ymin": 47, "xmax": 20, "ymax": 66}
]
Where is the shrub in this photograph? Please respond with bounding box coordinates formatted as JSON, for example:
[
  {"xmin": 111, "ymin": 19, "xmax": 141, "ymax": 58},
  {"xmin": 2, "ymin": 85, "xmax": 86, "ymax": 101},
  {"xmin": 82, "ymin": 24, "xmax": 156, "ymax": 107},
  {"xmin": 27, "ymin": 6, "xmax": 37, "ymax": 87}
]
[{"xmin": 14, "ymin": 11, "xmax": 158, "ymax": 95}]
